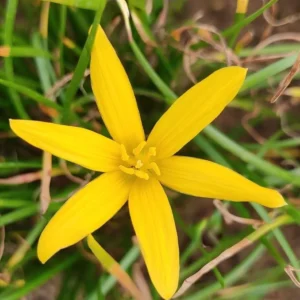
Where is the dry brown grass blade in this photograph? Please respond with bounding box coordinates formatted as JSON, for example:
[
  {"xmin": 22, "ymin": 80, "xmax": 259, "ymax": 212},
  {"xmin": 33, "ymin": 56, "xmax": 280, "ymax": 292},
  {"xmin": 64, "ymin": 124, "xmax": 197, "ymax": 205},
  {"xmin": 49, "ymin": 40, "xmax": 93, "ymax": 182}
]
[
  {"xmin": 132, "ymin": 261, "xmax": 152, "ymax": 300},
  {"xmin": 260, "ymin": 3, "xmax": 277, "ymax": 40},
  {"xmin": 270, "ymin": 52, "xmax": 300, "ymax": 103},
  {"xmin": 183, "ymin": 38, "xmax": 198, "ymax": 83},
  {"xmin": 171, "ymin": 23, "xmax": 240, "ymax": 84},
  {"xmin": 0, "ymin": 171, "xmax": 42, "ymax": 185},
  {"xmin": 59, "ymin": 159, "xmax": 87, "ymax": 184},
  {"xmin": 153, "ymin": 0, "xmax": 169, "ymax": 33},
  {"xmin": 196, "ymin": 24, "xmax": 239, "ymax": 66},
  {"xmin": 217, "ymin": 283, "xmax": 251, "ymax": 298},
  {"xmin": 263, "ymin": 0, "xmax": 300, "ymax": 27},
  {"xmin": 213, "ymin": 200, "xmax": 264, "ymax": 226},
  {"xmin": 40, "ymin": 151, "xmax": 52, "ymax": 214},
  {"xmin": 146, "ymin": 0, "xmax": 153, "ymax": 15},
  {"xmin": 171, "ymin": 24, "xmax": 240, "ymax": 66},
  {"xmin": 173, "ymin": 238, "xmax": 252, "ymax": 298},
  {"xmin": 235, "ymin": 31, "xmax": 253, "ymax": 51},
  {"xmin": 0, "ymin": 167, "xmax": 81, "ymax": 185},
  {"xmin": 6, "ymin": 236, "xmax": 31, "ymax": 269},
  {"xmin": 131, "ymin": 12, "xmax": 157, "ymax": 47},
  {"xmin": 0, "ymin": 225, "xmax": 5, "ymax": 261},
  {"xmin": 277, "ymin": 104, "xmax": 300, "ymax": 138},
  {"xmin": 285, "ymin": 265, "xmax": 300, "ymax": 288},
  {"xmin": 243, "ymin": 33, "xmax": 300, "ymax": 64},
  {"xmin": 46, "ymin": 69, "xmax": 90, "ymax": 100},
  {"xmin": 241, "ymin": 104, "xmax": 266, "ymax": 144}
]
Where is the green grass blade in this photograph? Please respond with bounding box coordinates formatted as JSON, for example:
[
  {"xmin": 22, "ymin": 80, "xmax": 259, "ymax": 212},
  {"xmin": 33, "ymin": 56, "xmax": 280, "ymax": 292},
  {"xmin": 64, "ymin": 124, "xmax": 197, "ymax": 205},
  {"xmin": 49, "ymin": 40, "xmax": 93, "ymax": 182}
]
[{"xmin": 4, "ymin": 0, "xmax": 29, "ymax": 119}]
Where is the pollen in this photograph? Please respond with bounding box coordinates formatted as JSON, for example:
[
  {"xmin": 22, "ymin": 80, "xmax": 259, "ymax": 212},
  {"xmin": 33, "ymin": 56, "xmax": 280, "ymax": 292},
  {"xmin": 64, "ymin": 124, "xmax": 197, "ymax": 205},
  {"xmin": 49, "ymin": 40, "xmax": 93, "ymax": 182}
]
[
  {"xmin": 135, "ymin": 160, "xmax": 143, "ymax": 168},
  {"xmin": 119, "ymin": 142, "xmax": 160, "ymax": 180}
]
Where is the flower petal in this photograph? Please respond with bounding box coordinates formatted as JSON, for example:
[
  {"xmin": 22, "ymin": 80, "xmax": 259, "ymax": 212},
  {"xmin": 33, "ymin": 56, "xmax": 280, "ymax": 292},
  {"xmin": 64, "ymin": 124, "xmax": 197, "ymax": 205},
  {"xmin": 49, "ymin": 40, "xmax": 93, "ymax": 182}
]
[
  {"xmin": 129, "ymin": 178, "xmax": 179, "ymax": 299},
  {"xmin": 10, "ymin": 119, "xmax": 121, "ymax": 172},
  {"xmin": 38, "ymin": 171, "xmax": 132, "ymax": 263},
  {"xmin": 158, "ymin": 156, "xmax": 286, "ymax": 208},
  {"xmin": 147, "ymin": 67, "xmax": 247, "ymax": 159},
  {"xmin": 91, "ymin": 25, "xmax": 144, "ymax": 150}
]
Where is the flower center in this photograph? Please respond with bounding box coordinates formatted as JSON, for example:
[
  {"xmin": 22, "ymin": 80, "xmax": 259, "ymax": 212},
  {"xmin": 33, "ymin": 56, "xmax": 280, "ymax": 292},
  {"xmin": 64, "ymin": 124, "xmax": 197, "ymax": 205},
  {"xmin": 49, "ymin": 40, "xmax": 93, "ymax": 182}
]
[{"xmin": 119, "ymin": 141, "xmax": 160, "ymax": 180}]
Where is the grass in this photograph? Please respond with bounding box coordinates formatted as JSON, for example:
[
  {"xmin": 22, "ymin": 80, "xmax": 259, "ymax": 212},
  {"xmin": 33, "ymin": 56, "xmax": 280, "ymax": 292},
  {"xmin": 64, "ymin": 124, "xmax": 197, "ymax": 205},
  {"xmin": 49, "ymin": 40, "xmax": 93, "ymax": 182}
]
[{"xmin": 1, "ymin": 0, "xmax": 300, "ymax": 299}]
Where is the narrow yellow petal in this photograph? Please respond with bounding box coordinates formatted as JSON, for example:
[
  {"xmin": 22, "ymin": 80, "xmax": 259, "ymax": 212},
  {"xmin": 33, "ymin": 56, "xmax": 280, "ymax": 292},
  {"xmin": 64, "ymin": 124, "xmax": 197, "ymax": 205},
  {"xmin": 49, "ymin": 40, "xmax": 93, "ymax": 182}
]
[
  {"xmin": 129, "ymin": 178, "xmax": 179, "ymax": 299},
  {"xmin": 147, "ymin": 67, "xmax": 247, "ymax": 159},
  {"xmin": 38, "ymin": 171, "xmax": 132, "ymax": 263},
  {"xmin": 91, "ymin": 25, "xmax": 144, "ymax": 150},
  {"xmin": 10, "ymin": 119, "xmax": 121, "ymax": 172},
  {"xmin": 158, "ymin": 156, "xmax": 286, "ymax": 208}
]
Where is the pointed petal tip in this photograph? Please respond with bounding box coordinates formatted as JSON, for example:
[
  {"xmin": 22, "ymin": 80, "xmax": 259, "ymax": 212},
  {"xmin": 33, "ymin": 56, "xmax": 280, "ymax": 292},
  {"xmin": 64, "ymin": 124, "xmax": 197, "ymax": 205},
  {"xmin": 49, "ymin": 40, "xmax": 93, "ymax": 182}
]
[
  {"xmin": 262, "ymin": 189, "xmax": 287, "ymax": 208},
  {"xmin": 37, "ymin": 255, "xmax": 47, "ymax": 265},
  {"xmin": 160, "ymin": 287, "xmax": 177, "ymax": 300},
  {"xmin": 223, "ymin": 65, "xmax": 247, "ymax": 80},
  {"xmin": 37, "ymin": 236, "xmax": 56, "ymax": 264},
  {"xmin": 9, "ymin": 118, "xmax": 18, "ymax": 129},
  {"xmin": 9, "ymin": 119, "xmax": 23, "ymax": 136},
  {"xmin": 9, "ymin": 119, "xmax": 27, "ymax": 135},
  {"xmin": 153, "ymin": 264, "xmax": 178, "ymax": 299}
]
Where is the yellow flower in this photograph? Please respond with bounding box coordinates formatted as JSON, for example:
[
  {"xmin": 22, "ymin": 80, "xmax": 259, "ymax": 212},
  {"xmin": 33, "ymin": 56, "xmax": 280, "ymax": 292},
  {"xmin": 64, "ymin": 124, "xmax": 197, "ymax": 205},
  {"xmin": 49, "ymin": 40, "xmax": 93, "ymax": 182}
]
[{"xmin": 10, "ymin": 26, "xmax": 285, "ymax": 299}]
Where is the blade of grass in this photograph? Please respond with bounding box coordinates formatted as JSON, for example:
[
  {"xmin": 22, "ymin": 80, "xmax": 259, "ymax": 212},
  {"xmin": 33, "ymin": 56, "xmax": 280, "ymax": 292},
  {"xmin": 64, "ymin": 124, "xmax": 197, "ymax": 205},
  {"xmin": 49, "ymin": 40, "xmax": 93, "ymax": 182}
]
[
  {"xmin": 0, "ymin": 161, "xmax": 41, "ymax": 169},
  {"xmin": 239, "ymin": 44, "xmax": 300, "ymax": 57},
  {"xmin": 0, "ymin": 254, "xmax": 79, "ymax": 300},
  {"xmin": 228, "ymin": 0, "xmax": 249, "ymax": 47},
  {"xmin": 42, "ymin": 0, "xmax": 100, "ymax": 10},
  {"xmin": 0, "ymin": 199, "xmax": 31, "ymax": 209},
  {"xmin": 241, "ymin": 53, "xmax": 299, "ymax": 92},
  {"xmin": 175, "ymin": 214, "xmax": 293, "ymax": 297},
  {"xmin": 6, "ymin": 218, "xmax": 47, "ymax": 269},
  {"xmin": 58, "ymin": 5, "xmax": 67, "ymax": 76},
  {"xmin": 62, "ymin": 0, "xmax": 107, "ymax": 122},
  {"xmin": 185, "ymin": 245, "xmax": 266, "ymax": 300},
  {"xmin": 0, "ymin": 78, "xmax": 63, "ymax": 111},
  {"xmin": 4, "ymin": 0, "xmax": 29, "ymax": 119},
  {"xmin": 222, "ymin": 0, "xmax": 278, "ymax": 38},
  {"xmin": 252, "ymin": 203, "xmax": 300, "ymax": 280},
  {"xmin": 0, "ymin": 46, "xmax": 52, "ymax": 58}
]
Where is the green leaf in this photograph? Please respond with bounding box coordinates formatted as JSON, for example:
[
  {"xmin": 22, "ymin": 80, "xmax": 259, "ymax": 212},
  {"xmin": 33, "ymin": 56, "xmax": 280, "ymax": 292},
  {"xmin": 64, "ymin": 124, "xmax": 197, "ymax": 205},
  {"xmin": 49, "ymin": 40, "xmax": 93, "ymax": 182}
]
[
  {"xmin": 129, "ymin": 0, "xmax": 146, "ymax": 11},
  {"xmin": 284, "ymin": 205, "xmax": 300, "ymax": 225},
  {"xmin": 42, "ymin": 0, "xmax": 100, "ymax": 10},
  {"xmin": 0, "ymin": 78, "xmax": 63, "ymax": 111},
  {"xmin": 62, "ymin": 0, "xmax": 107, "ymax": 121}
]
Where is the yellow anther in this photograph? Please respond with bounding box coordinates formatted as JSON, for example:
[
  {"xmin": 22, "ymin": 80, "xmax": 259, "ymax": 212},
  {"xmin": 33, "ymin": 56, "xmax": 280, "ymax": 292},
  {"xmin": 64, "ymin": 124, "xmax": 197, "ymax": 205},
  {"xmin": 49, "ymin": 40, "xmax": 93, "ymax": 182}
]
[
  {"xmin": 135, "ymin": 170, "xmax": 149, "ymax": 180},
  {"xmin": 133, "ymin": 141, "xmax": 146, "ymax": 156},
  {"xmin": 148, "ymin": 147, "xmax": 156, "ymax": 157},
  {"xmin": 120, "ymin": 144, "xmax": 129, "ymax": 161},
  {"xmin": 135, "ymin": 160, "xmax": 143, "ymax": 169},
  {"xmin": 149, "ymin": 162, "xmax": 161, "ymax": 176},
  {"xmin": 119, "ymin": 165, "xmax": 135, "ymax": 175}
]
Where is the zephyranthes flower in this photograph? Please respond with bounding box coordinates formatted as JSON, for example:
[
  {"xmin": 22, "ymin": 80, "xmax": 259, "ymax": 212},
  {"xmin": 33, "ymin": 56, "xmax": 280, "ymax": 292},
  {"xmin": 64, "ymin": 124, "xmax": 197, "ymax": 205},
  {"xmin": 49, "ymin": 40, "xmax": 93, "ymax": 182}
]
[{"xmin": 10, "ymin": 25, "xmax": 285, "ymax": 299}]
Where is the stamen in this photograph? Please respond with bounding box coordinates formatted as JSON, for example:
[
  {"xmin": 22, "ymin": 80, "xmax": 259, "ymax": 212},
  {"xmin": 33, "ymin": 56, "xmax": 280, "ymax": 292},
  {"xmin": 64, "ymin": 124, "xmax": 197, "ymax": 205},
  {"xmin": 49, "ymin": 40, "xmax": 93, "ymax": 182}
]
[
  {"xmin": 133, "ymin": 141, "xmax": 146, "ymax": 156},
  {"xmin": 119, "ymin": 165, "xmax": 135, "ymax": 175},
  {"xmin": 135, "ymin": 160, "xmax": 143, "ymax": 169},
  {"xmin": 120, "ymin": 144, "xmax": 129, "ymax": 161},
  {"xmin": 149, "ymin": 162, "xmax": 161, "ymax": 176},
  {"xmin": 147, "ymin": 147, "xmax": 156, "ymax": 158},
  {"xmin": 135, "ymin": 170, "xmax": 149, "ymax": 180}
]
